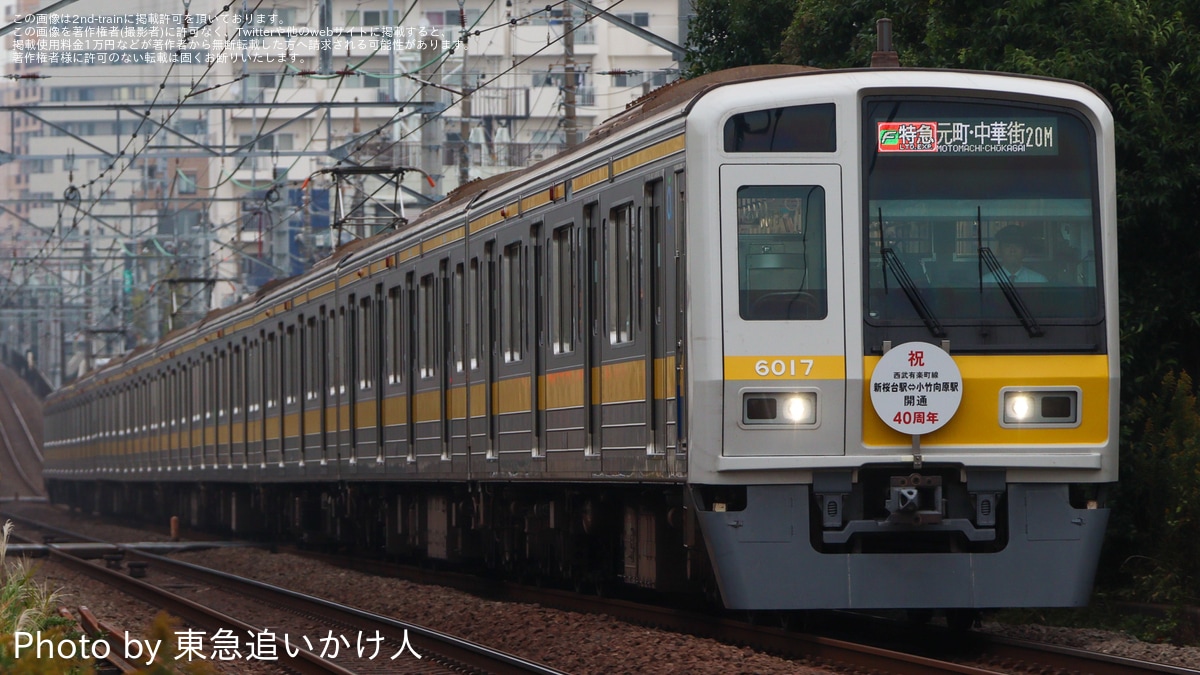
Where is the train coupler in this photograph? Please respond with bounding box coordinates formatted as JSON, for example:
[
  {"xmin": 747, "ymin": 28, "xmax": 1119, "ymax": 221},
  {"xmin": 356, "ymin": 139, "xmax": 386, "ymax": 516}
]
[{"xmin": 884, "ymin": 473, "xmax": 944, "ymax": 526}]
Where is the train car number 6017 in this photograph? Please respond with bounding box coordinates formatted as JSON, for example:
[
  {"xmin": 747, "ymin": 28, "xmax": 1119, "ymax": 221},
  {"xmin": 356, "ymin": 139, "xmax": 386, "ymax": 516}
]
[{"xmin": 754, "ymin": 358, "xmax": 815, "ymax": 377}]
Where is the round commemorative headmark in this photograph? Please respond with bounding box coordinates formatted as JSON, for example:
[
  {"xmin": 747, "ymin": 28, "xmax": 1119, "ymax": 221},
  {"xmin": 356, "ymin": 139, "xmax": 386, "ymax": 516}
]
[{"xmin": 869, "ymin": 342, "xmax": 963, "ymax": 435}]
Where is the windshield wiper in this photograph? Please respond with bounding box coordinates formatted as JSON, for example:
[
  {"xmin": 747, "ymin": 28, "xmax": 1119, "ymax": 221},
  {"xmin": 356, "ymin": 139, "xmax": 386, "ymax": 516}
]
[
  {"xmin": 979, "ymin": 246, "xmax": 1045, "ymax": 337},
  {"xmin": 882, "ymin": 248, "xmax": 945, "ymax": 338}
]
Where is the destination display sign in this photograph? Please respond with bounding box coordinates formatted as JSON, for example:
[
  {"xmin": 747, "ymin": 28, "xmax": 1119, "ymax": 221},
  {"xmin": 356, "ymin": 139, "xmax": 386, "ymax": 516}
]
[{"xmin": 877, "ymin": 118, "xmax": 1058, "ymax": 156}]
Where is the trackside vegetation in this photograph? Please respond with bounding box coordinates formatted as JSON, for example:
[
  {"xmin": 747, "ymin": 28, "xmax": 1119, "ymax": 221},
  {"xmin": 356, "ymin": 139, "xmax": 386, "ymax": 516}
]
[
  {"xmin": 0, "ymin": 520, "xmax": 90, "ymax": 674},
  {"xmin": 0, "ymin": 521, "xmax": 216, "ymax": 673}
]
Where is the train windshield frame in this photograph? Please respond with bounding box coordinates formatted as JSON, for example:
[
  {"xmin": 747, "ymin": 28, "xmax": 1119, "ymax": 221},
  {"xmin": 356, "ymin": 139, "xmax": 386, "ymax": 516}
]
[{"xmin": 861, "ymin": 96, "xmax": 1105, "ymax": 352}]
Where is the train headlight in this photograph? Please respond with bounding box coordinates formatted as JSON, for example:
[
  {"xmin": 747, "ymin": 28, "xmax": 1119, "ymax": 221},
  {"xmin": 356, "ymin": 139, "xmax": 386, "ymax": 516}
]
[
  {"xmin": 743, "ymin": 391, "xmax": 817, "ymax": 426},
  {"xmin": 1000, "ymin": 388, "xmax": 1080, "ymax": 427},
  {"xmin": 783, "ymin": 394, "xmax": 815, "ymax": 424},
  {"xmin": 1005, "ymin": 393, "xmax": 1034, "ymax": 421}
]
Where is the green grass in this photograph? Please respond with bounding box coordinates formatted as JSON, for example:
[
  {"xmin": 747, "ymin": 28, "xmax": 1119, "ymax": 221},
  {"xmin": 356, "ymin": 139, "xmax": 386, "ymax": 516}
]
[
  {"xmin": 990, "ymin": 593, "xmax": 1200, "ymax": 645},
  {"xmin": 0, "ymin": 520, "xmax": 92, "ymax": 674}
]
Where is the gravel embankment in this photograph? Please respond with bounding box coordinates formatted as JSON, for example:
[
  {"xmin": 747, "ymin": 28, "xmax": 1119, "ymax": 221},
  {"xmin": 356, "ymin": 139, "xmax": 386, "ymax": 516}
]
[{"xmin": 9, "ymin": 503, "xmax": 1200, "ymax": 674}]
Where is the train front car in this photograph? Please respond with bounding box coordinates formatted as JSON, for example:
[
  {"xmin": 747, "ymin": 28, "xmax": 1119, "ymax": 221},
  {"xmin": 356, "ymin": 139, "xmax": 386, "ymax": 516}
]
[{"xmin": 686, "ymin": 70, "xmax": 1117, "ymax": 611}]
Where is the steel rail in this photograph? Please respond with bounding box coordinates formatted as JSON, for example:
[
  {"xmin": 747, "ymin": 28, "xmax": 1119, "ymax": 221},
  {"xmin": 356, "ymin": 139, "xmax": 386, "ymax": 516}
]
[
  {"xmin": 74, "ymin": 606, "xmax": 141, "ymax": 674},
  {"xmin": 287, "ymin": 547, "xmax": 1200, "ymax": 675},
  {"xmin": 10, "ymin": 531, "xmax": 355, "ymax": 675},
  {"xmin": 5, "ymin": 515, "xmax": 567, "ymax": 675},
  {"xmin": 978, "ymin": 634, "xmax": 1200, "ymax": 675},
  {"xmin": 119, "ymin": 547, "xmax": 568, "ymax": 675}
]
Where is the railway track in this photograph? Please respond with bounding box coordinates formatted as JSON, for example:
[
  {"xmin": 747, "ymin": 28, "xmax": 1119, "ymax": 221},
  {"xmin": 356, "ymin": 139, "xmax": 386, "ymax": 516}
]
[
  {"xmin": 6, "ymin": 515, "xmax": 565, "ymax": 675},
  {"xmin": 7, "ymin": 508, "xmax": 1198, "ymax": 675},
  {"xmin": 285, "ymin": 547, "xmax": 1200, "ymax": 675}
]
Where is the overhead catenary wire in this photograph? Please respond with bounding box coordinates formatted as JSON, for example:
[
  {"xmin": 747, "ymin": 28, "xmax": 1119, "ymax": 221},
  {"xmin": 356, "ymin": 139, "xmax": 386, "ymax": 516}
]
[
  {"xmin": 5, "ymin": 0, "xmax": 652, "ymax": 350},
  {"xmin": 0, "ymin": 0, "xmax": 271, "ymax": 307}
]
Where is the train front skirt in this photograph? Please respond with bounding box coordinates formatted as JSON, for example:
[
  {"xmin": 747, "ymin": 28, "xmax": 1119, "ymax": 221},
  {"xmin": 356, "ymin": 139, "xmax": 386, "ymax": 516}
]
[{"xmin": 694, "ymin": 483, "xmax": 1108, "ymax": 609}]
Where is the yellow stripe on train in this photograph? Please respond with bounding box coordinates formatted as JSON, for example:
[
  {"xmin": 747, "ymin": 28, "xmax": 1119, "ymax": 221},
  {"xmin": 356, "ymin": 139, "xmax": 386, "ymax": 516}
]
[{"xmin": 861, "ymin": 354, "xmax": 1109, "ymax": 447}]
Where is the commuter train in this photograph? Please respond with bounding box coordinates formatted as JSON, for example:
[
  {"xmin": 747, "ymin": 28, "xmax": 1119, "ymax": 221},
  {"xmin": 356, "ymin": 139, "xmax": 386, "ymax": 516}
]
[{"xmin": 43, "ymin": 64, "xmax": 1118, "ymax": 615}]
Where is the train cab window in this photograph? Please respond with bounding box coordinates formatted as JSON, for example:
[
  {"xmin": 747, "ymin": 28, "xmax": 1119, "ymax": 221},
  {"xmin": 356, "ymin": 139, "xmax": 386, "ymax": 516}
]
[
  {"xmin": 736, "ymin": 185, "xmax": 829, "ymax": 320},
  {"xmin": 724, "ymin": 103, "xmax": 836, "ymax": 153},
  {"xmin": 862, "ymin": 98, "xmax": 1104, "ymax": 349}
]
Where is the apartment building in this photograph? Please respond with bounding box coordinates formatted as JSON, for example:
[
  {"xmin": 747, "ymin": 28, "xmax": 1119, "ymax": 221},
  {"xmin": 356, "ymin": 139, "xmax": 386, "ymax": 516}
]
[{"xmin": 0, "ymin": 0, "xmax": 683, "ymax": 382}]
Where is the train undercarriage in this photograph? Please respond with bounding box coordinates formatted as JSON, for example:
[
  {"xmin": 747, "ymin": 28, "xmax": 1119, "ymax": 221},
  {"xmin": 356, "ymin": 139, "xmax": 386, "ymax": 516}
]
[{"xmin": 47, "ymin": 480, "xmax": 709, "ymax": 597}]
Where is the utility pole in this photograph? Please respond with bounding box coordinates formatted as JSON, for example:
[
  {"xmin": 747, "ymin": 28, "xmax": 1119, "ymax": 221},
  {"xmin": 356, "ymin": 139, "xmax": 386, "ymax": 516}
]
[
  {"xmin": 82, "ymin": 220, "xmax": 94, "ymax": 374},
  {"xmin": 420, "ymin": 29, "xmax": 444, "ymax": 200},
  {"xmin": 563, "ymin": 1, "xmax": 579, "ymax": 147},
  {"xmin": 457, "ymin": 1, "xmax": 473, "ymax": 188},
  {"xmin": 318, "ymin": 0, "xmax": 333, "ymax": 75},
  {"xmin": 270, "ymin": 167, "xmax": 291, "ymax": 278}
]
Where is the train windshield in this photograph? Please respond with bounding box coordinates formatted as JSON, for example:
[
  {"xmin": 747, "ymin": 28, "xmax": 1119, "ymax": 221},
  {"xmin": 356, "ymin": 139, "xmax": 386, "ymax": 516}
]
[{"xmin": 862, "ymin": 98, "xmax": 1103, "ymax": 350}]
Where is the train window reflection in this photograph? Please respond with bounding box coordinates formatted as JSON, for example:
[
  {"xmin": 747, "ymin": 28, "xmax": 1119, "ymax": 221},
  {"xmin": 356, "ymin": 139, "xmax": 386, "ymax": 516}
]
[
  {"xmin": 550, "ymin": 225, "xmax": 577, "ymax": 354},
  {"xmin": 607, "ymin": 204, "xmax": 637, "ymax": 344},
  {"xmin": 863, "ymin": 98, "xmax": 1103, "ymax": 331},
  {"xmin": 501, "ymin": 243, "xmax": 525, "ymax": 362},
  {"xmin": 866, "ymin": 200, "xmax": 1100, "ymax": 322},
  {"xmin": 736, "ymin": 185, "xmax": 828, "ymax": 321}
]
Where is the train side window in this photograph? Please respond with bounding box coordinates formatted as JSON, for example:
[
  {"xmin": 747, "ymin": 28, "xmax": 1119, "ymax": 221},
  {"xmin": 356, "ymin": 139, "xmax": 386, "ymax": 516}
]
[
  {"xmin": 347, "ymin": 300, "xmax": 359, "ymax": 399},
  {"xmin": 607, "ymin": 204, "xmax": 636, "ymax": 344},
  {"xmin": 452, "ymin": 263, "xmax": 465, "ymax": 372},
  {"xmin": 359, "ymin": 295, "xmax": 376, "ymax": 390},
  {"xmin": 265, "ymin": 332, "xmax": 278, "ymax": 409},
  {"xmin": 724, "ymin": 103, "xmax": 836, "ymax": 153},
  {"xmin": 244, "ymin": 341, "xmax": 256, "ymax": 410},
  {"xmin": 550, "ymin": 224, "xmax": 577, "ymax": 354},
  {"xmin": 166, "ymin": 370, "xmax": 175, "ymax": 428},
  {"xmin": 736, "ymin": 184, "xmax": 829, "ymax": 321},
  {"xmin": 419, "ymin": 274, "xmax": 437, "ymax": 378},
  {"xmin": 327, "ymin": 310, "xmax": 343, "ymax": 396},
  {"xmin": 284, "ymin": 326, "xmax": 298, "ymax": 404},
  {"xmin": 216, "ymin": 350, "xmax": 227, "ymax": 419},
  {"xmin": 231, "ymin": 346, "xmax": 243, "ymax": 415},
  {"xmin": 468, "ymin": 259, "xmax": 481, "ymax": 370},
  {"xmin": 205, "ymin": 355, "xmax": 214, "ymax": 421},
  {"xmin": 303, "ymin": 318, "xmax": 317, "ymax": 398},
  {"xmin": 501, "ymin": 242, "xmax": 525, "ymax": 362},
  {"xmin": 191, "ymin": 360, "xmax": 203, "ymax": 423},
  {"xmin": 386, "ymin": 288, "xmax": 404, "ymax": 384}
]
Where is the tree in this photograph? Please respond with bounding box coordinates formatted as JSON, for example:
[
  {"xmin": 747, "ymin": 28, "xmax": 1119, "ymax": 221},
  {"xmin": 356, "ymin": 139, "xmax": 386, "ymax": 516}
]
[{"xmin": 683, "ymin": 0, "xmax": 797, "ymax": 78}]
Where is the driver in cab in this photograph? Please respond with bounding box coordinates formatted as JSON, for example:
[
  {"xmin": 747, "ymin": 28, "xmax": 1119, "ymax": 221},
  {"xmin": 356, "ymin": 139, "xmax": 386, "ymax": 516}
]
[{"xmin": 984, "ymin": 226, "xmax": 1047, "ymax": 284}]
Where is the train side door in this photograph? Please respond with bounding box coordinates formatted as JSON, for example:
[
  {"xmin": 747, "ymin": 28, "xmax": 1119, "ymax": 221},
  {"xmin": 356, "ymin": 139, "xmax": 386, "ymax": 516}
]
[
  {"xmin": 583, "ymin": 203, "xmax": 601, "ymax": 456},
  {"xmin": 644, "ymin": 177, "xmax": 669, "ymax": 462},
  {"xmin": 597, "ymin": 184, "xmax": 649, "ymax": 470},
  {"xmin": 531, "ymin": 222, "xmax": 545, "ymax": 461},
  {"xmin": 719, "ymin": 164, "xmax": 847, "ymax": 457}
]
